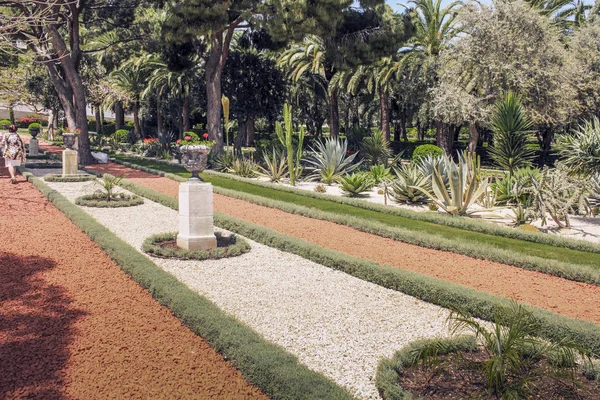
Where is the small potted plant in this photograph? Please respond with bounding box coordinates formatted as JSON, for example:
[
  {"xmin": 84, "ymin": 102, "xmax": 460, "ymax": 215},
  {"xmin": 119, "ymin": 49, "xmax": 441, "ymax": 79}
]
[
  {"xmin": 28, "ymin": 122, "xmax": 41, "ymax": 139},
  {"xmin": 178, "ymin": 132, "xmax": 215, "ymax": 181},
  {"xmin": 62, "ymin": 128, "xmax": 81, "ymax": 150}
]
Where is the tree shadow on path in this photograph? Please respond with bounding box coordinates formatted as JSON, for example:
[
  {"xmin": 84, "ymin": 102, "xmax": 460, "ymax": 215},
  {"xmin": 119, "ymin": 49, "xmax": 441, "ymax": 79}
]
[{"xmin": 0, "ymin": 252, "xmax": 87, "ymax": 399}]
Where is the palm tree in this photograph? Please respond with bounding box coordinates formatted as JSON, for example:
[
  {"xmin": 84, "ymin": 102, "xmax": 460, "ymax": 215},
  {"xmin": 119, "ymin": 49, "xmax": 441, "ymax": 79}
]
[
  {"xmin": 525, "ymin": 0, "xmax": 592, "ymax": 29},
  {"xmin": 104, "ymin": 59, "xmax": 150, "ymax": 140},
  {"xmin": 278, "ymin": 35, "xmax": 341, "ymax": 139}
]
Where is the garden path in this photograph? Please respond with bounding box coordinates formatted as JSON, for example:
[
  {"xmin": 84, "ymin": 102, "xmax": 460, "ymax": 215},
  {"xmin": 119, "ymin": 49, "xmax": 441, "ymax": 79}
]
[
  {"xmin": 85, "ymin": 161, "xmax": 600, "ymax": 326},
  {"xmin": 0, "ymin": 162, "xmax": 266, "ymax": 399}
]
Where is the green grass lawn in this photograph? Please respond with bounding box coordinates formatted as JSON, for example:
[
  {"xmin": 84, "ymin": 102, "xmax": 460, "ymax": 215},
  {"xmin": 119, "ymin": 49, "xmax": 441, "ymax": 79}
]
[{"xmin": 114, "ymin": 155, "xmax": 600, "ymax": 269}]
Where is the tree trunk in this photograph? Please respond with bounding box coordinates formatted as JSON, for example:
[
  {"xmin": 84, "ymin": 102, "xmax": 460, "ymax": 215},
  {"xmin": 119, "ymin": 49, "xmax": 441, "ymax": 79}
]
[
  {"xmin": 45, "ymin": 63, "xmax": 76, "ymax": 130},
  {"xmin": 157, "ymin": 93, "xmax": 164, "ymax": 136},
  {"xmin": 8, "ymin": 102, "xmax": 14, "ymax": 124},
  {"xmin": 246, "ymin": 117, "xmax": 255, "ymax": 147},
  {"xmin": 133, "ymin": 101, "xmax": 141, "ymax": 141},
  {"xmin": 435, "ymin": 120, "xmax": 452, "ymax": 154},
  {"xmin": 468, "ymin": 123, "xmax": 479, "ymax": 152},
  {"xmin": 379, "ymin": 88, "xmax": 390, "ymax": 141},
  {"xmin": 115, "ymin": 102, "xmax": 124, "ymax": 130},
  {"xmin": 393, "ymin": 121, "xmax": 401, "ymax": 142},
  {"xmin": 95, "ymin": 105, "xmax": 102, "ymax": 135},
  {"xmin": 182, "ymin": 89, "xmax": 191, "ymax": 133},
  {"xmin": 234, "ymin": 118, "xmax": 246, "ymax": 154},
  {"xmin": 537, "ymin": 126, "xmax": 554, "ymax": 167},
  {"xmin": 329, "ymin": 90, "xmax": 340, "ymax": 140}
]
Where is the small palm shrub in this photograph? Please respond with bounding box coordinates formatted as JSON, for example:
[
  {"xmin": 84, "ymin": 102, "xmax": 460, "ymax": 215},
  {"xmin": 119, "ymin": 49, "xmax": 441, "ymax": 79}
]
[
  {"xmin": 446, "ymin": 301, "xmax": 589, "ymax": 399},
  {"xmin": 227, "ymin": 157, "xmax": 257, "ymax": 178},
  {"xmin": 304, "ymin": 138, "xmax": 359, "ymax": 184},
  {"xmin": 339, "ymin": 173, "xmax": 374, "ymax": 197},
  {"xmin": 489, "ymin": 92, "xmax": 535, "ymax": 175},
  {"xmin": 412, "ymin": 144, "xmax": 443, "ymax": 163},
  {"xmin": 369, "ymin": 164, "xmax": 393, "ymax": 185},
  {"xmin": 255, "ymin": 148, "xmax": 288, "ymax": 183},
  {"xmin": 361, "ymin": 130, "xmax": 392, "ymax": 166},
  {"xmin": 556, "ymin": 116, "xmax": 600, "ymax": 177},
  {"xmin": 388, "ymin": 163, "xmax": 430, "ymax": 204}
]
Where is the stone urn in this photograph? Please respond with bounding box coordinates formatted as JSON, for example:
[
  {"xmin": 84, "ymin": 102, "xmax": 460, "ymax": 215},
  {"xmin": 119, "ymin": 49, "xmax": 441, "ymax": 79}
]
[
  {"xmin": 29, "ymin": 129, "xmax": 39, "ymax": 139},
  {"xmin": 63, "ymin": 133, "xmax": 76, "ymax": 150},
  {"xmin": 180, "ymin": 145, "xmax": 212, "ymax": 181}
]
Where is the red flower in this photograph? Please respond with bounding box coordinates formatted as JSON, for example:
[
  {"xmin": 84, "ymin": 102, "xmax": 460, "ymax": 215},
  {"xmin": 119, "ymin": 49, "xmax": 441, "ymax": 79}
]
[
  {"xmin": 184, "ymin": 135, "xmax": 192, "ymax": 141},
  {"xmin": 346, "ymin": 150, "xmax": 352, "ymax": 155},
  {"xmin": 203, "ymin": 133, "xmax": 209, "ymax": 139},
  {"xmin": 176, "ymin": 139, "xmax": 181, "ymax": 144}
]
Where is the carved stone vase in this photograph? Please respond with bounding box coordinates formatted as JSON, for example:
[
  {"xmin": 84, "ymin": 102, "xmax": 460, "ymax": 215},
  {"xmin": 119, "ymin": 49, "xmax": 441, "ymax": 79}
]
[
  {"xmin": 63, "ymin": 133, "xmax": 76, "ymax": 150},
  {"xmin": 180, "ymin": 145, "xmax": 212, "ymax": 181}
]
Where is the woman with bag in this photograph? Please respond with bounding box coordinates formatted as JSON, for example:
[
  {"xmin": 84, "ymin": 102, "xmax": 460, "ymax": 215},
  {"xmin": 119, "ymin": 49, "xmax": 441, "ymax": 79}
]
[{"xmin": 2, "ymin": 125, "xmax": 26, "ymax": 184}]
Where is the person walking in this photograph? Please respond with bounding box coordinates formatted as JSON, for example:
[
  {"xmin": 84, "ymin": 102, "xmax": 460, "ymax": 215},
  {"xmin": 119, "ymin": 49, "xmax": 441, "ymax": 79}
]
[{"xmin": 2, "ymin": 125, "xmax": 26, "ymax": 184}]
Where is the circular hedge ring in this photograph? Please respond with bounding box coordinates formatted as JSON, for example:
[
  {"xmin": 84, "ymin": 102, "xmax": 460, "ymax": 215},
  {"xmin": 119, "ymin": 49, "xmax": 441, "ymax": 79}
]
[
  {"xmin": 143, "ymin": 232, "xmax": 251, "ymax": 260},
  {"xmin": 75, "ymin": 193, "xmax": 144, "ymax": 208},
  {"xmin": 44, "ymin": 174, "xmax": 95, "ymax": 183}
]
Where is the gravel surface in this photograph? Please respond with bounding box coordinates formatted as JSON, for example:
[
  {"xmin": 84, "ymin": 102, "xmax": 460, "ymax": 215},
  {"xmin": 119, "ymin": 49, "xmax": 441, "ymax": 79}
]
[{"xmin": 45, "ymin": 178, "xmax": 456, "ymax": 400}]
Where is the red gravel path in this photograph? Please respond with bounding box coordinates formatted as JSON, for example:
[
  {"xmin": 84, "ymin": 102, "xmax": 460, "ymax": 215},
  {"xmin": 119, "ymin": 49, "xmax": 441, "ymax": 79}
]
[
  {"xmin": 0, "ymin": 163, "xmax": 267, "ymax": 399},
  {"xmin": 86, "ymin": 162, "xmax": 600, "ymax": 326}
]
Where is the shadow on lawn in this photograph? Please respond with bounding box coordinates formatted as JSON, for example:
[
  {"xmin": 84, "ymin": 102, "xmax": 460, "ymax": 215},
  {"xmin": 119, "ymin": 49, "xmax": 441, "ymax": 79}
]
[{"xmin": 0, "ymin": 252, "xmax": 86, "ymax": 399}]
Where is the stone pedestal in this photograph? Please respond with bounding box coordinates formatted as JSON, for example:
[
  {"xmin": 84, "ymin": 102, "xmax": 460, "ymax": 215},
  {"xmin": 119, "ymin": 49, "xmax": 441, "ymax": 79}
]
[
  {"xmin": 29, "ymin": 138, "xmax": 39, "ymax": 156},
  {"xmin": 62, "ymin": 149, "xmax": 78, "ymax": 176},
  {"xmin": 176, "ymin": 181, "xmax": 217, "ymax": 251}
]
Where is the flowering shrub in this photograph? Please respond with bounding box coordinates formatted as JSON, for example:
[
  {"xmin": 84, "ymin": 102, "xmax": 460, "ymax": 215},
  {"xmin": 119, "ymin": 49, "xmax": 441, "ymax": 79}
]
[
  {"xmin": 143, "ymin": 138, "xmax": 159, "ymax": 144},
  {"xmin": 179, "ymin": 131, "xmax": 214, "ymax": 147}
]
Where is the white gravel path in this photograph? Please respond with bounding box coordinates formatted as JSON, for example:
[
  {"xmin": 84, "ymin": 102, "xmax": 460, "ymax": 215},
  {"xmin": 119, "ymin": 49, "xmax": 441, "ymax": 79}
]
[{"xmin": 44, "ymin": 177, "xmax": 457, "ymax": 400}]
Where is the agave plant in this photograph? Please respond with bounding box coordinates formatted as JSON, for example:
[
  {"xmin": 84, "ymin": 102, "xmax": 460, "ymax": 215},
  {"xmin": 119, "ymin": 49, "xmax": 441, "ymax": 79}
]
[
  {"xmin": 369, "ymin": 164, "xmax": 393, "ymax": 185},
  {"xmin": 210, "ymin": 152, "xmax": 234, "ymax": 172},
  {"xmin": 227, "ymin": 157, "xmax": 257, "ymax": 178},
  {"xmin": 492, "ymin": 167, "xmax": 541, "ymax": 206},
  {"xmin": 255, "ymin": 148, "xmax": 289, "ymax": 183},
  {"xmin": 415, "ymin": 152, "xmax": 489, "ymax": 216},
  {"xmin": 304, "ymin": 138, "xmax": 360, "ymax": 184},
  {"xmin": 360, "ymin": 129, "xmax": 392, "ymax": 166},
  {"xmin": 339, "ymin": 173, "xmax": 374, "ymax": 197},
  {"xmin": 489, "ymin": 92, "xmax": 536, "ymax": 176},
  {"xmin": 388, "ymin": 163, "xmax": 431, "ymax": 204},
  {"xmin": 556, "ymin": 116, "xmax": 600, "ymax": 177}
]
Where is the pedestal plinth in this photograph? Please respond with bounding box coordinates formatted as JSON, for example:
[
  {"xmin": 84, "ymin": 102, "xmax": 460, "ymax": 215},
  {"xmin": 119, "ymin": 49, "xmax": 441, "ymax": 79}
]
[
  {"xmin": 62, "ymin": 149, "xmax": 78, "ymax": 176},
  {"xmin": 29, "ymin": 138, "xmax": 39, "ymax": 156},
  {"xmin": 176, "ymin": 181, "xmax": 217, "ymax": 251}
]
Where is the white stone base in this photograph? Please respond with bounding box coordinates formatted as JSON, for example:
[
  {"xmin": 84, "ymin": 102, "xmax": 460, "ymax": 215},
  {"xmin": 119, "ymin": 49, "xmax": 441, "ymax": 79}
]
[
  {"xmin": 62, "ymin": 149, "xmax": 78, "ymax": 176},
  {"xmin": 29, "ymin": 139, "xmax": 39, "ymax": 156},
  {"xmin": 176, "ymin": 180, "xmax": 217, "ymax": 251}
]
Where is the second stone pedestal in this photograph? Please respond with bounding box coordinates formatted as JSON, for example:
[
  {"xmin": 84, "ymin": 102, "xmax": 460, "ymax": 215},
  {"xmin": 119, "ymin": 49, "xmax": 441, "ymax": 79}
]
[
  {"xmin": 176, "ymin": 180, "xmax": 217, "ymax": 251},
  {"xmin": 62, "ymin": 149, "xmax": 78, "ymax": 176},
  {"xmin": 29, "ymin": 138, "xmax": 39, "ymax": 156}
]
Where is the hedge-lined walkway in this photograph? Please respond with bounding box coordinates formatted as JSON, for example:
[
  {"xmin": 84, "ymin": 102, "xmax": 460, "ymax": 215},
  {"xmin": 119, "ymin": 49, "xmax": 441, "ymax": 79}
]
[
  {"xmin": 86, "ymin": 162, "xmax": 600, "ymax": 325},
  {"xmin": 0, "ymin": 164, "xmax": 267, "ymax": 399}
]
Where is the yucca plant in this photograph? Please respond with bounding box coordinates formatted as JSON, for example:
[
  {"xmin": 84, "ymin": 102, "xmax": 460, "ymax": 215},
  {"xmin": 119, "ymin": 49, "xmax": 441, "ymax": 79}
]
[
  {"xmin": 489, "ymin": 92, "xmax": 536, "ymax": 176},
  {"xmin": 388, "ymin": 163, "xmax": 431, "ymax": 204},
  {"xmin": 255, "ymin": 148, "xmax": 289, "ymax": 183},
  {"xmin": 276, "ymin": 103, "xmax": 304, "ymax": 186},
  {"xmin": 369, "ymin": 164, "xmax": 393, "ymax": 185},
  {"xmin": 95, "ymin": 174, "xmax": 125, "ymax": 201},
  {"xmin": 360, "ymin": 129, "xmax": 392, "ymax": 166},
  {"xmin": 448, "ymin": 301, "xmax": 588, "ymax": 399},
  {"xmin": 339, "ymin": 173, "xmax": 374, "ymax": 197},
  {"xmin": 210, "ymin": 152, "xmax": 234, "ymax": 172},
  {"xmin": 304, "ymin": 138, "xmax": 359, "ymax": 184},
  {"xmin": 415, "ymin": 152, "xmax": 489, "ymax": 216},
  {"xmin": 556, "ymin": 116, "xmax": 600, "ymax": 177}
]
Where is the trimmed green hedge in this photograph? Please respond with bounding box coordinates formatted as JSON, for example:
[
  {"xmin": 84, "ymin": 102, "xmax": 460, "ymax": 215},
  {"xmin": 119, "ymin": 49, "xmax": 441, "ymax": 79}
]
[
  {"xmin": 75, "ymin": 194, "xmax": 144, "ymax": 208},
  {"xmin": 143, "ymin": 232, "xmax": 250, "ymax": 260},
  {"xmin": 376, "ymin": 336, "xmax": 477, "ymax": 400},
  {"xmin": 44, "ymin": 174, "xmax": 95, "ymax": 183},
  {"xmin": 24, "ymin": 171, "xmax": 353, "ymax": 400},
  {"xmin": 112, "ymin": 175, "xmax": 600, "ymax": 357},
  {"xmin": 108, "ymin": 159, "xmax": 600, "ymax": 286}
]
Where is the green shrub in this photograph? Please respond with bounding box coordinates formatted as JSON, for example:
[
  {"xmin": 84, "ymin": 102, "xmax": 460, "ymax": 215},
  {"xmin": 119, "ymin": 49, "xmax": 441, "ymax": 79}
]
[
  {"xmin": 339, "ymin": 173, "xmax": 374, "ymax": 197},
  {"xmin": 143, "ymin": 232, "xmax": 251, "ymax": 260},
  {"xmin": 183, "ymin": 131, "xmax": 200, "ymax": 141},
  {"xmin": 0, "ymin": 119, "xmax": 12, "ymax": 127},
  {"xmin": 28, "ymin": 122, "xmax": 41, "ymax": 130},
  {"xmin": 113, "ymin": 129, "xmax": 129, "ymax": 143},
  {"xmin": 412, "ymin": 144, "xmax": 443, "ymax": 162}
]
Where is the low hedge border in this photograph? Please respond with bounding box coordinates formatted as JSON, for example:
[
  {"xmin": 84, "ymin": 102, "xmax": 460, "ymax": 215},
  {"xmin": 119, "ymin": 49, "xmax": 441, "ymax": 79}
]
[
  {"xmin": 112, "ymin": 155, "xmax": 600, "ymax": 255},
  {"xmin": 23, "ymin": 171, "xmax": 353, "ymax": 400},
  {"xmin": 75, "ymin": 194, "xmax": 144, "ymax": 208},
  {"xmin": 24, "ymin": 162, "xmax": 64, "ymax": 169},
  {"xmin": 375, "ymin": 335, "xmax": 477, "ymax": 400},
  {"xmin": 106, "ymin": 162, "xmax": 600, "ymax": 286},
  {"xmin": 143, "ymin": 232, "xmax": 251, "ymax": 260},
  {"xmin": 112, "ymin": 175, "xmax": 600, "ymax": 357},
  {"xmin": 44, "ymin": 174, "xmax": 95, "ymax": 182}
]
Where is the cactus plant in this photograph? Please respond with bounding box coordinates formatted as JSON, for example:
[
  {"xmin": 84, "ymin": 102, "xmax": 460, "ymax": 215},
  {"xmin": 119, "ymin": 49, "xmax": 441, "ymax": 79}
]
[{"xmin": 276, "ymin": 103, "xmax": 304, "ymax": 186}]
